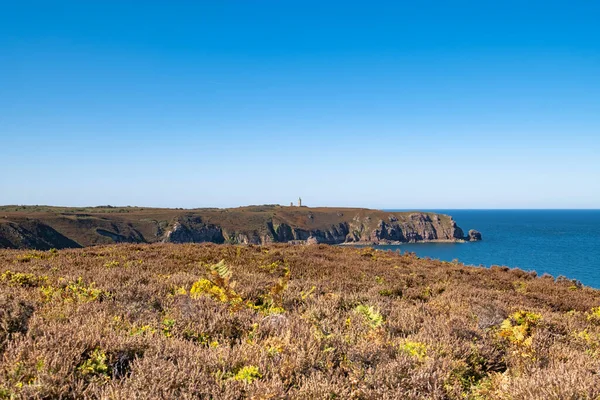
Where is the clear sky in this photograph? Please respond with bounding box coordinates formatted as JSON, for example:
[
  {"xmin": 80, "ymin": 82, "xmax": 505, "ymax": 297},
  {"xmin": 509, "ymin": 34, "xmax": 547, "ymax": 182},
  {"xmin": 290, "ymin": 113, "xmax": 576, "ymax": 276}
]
[{"xmin": 1, "ymin": 1, "xmax": 599, "ymax": 209}]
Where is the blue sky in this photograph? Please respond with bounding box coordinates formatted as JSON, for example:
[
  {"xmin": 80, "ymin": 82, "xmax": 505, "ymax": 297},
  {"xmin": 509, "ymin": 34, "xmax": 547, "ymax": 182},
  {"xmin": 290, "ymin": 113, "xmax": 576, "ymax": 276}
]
[{"xmin": 1, "ymin": 1, "xmax": 599, "ymax": 208}]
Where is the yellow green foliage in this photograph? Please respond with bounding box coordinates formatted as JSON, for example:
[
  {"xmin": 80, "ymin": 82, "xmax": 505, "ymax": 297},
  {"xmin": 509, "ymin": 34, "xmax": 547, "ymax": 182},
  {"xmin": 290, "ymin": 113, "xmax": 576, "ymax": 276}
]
[
  {"xmin": 182, "ymin": 329, "xmax": 211, "ymax": 346},
  {"xmin": 233, "ymin": 365, "xmax": 262, "ymax": 384},
  {"xmin": 498, "ymin": 310, "xmax": 542, "ymax": 358},
  {"xmin": 129, "ymin": 324, "xmax": 156, "ymax": 336},
  {"xmin": 103, "ymin": 260, "xmax": 120, "ymax": 268},
  {"xmin": 190, "ymin": 260, "xmax": 289, "ymax": 315},
  {"xmin": 259, "ymin": 261, "xmax": 281, "ymax": 273},
  {"xmin": 0, "ymin": 385, "xmax": 15, "ymax": 399},
  {"xmin": 40, "ymin": 277, "xmax": 105, "ymax": 303},
  {"xmin": 15, "ymin": 252, "xmax": 46, "ymax": 263},
  {"xmin": 248, "ymin": 278, "xmax": 290, "ymax": 313},
  {"xmin": 301, "ymin": 285, "xmax": 316, "ymax": 300},
  {"xmin": 354, "ymin": 304, "xmax": 383, "ymax": 329},
  {"xmin": 77, "ymin": 349, "xmax": 109, "ymax": 378},
  {"xmin": 261, "ymin": 266, "xmax": 290, "ymax": 314},
  {"xmin": 360, "ymin": 247, "xmax": 376, "ymax": 259},
  {"xmin": 3, "ymin": 243, "xmax": 600, "ymax": 398},
  {"xmin": 1, "ymin": 271, "xmax": 47, "ymax": 287},
  {"xmin": 190, "ymin": 260, "xmax": 244, "ymax": 311},
  {"xmin": 399, "ymin": 340, "xmax": 427, "ymax": 359},
  {"xmin": 190, "ymin": 278, "xmax": 229, "ymax": 302},
  {"xmin": 587, "ymin": 306, "xmax": 600, "ymax": 325},
  {"xmin": 161, "ymin": 318, "xmax": 176, "ymax": 337},
  {"xmin": 513, "ymin": 281, "xmax": 527, "ymax": 293},
  {"xmin": 445, "ymin": 349, "xmax": 488, "ymax": 395},
  {"xmin": 575, "ymin": 329, "xmax": 600, "ymax": 357}
]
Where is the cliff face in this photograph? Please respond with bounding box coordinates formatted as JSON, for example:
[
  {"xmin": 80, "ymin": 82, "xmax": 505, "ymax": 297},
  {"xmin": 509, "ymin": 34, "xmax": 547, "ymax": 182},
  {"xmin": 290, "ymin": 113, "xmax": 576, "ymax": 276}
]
[
  {"xmin": 0, "ymin": 206, "xmax": 480, "ymax": 249},
  {"xmin": 0, "ymin": 220, "xmax": 81, "ymax": 250},
  {"xmin": 162, "ymin": 210, "xmax": 472, "ymax": 245},
  {"xmin": 343, "ymin": 213, "xmax": 465, "ymax": 244},
  {"xmin": 163, "ymin": 216, "xmax": 225, "ymax": 244}
]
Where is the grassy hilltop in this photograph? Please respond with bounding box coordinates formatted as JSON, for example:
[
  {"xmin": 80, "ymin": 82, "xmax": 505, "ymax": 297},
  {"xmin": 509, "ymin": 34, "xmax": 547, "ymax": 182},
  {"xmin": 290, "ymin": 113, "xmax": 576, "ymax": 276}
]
[{"xmin": 1, "ymin": 243, "xmax": 599, "ymax": 399}]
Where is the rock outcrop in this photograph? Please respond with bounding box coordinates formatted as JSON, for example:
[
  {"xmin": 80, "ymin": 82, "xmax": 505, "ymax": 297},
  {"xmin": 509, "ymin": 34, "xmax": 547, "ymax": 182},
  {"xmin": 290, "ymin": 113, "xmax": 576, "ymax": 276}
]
[
  {"xmin": 163, "ymin": 216, "xmax": 225, "ymax": 244},
  {"xmin": 468, "ymin": 229, "xmax": 482, "ymax": 241},
  {"xmin": 0, "ymin": 205, "xmax": 481, "ymax": 249},
  {"xmin": 162, "ymin": 211, "xmax": 475, "ymax": 245},
  {"xmin": 0, "ymin": 220, "xmax": 81, "ymax": 249}
]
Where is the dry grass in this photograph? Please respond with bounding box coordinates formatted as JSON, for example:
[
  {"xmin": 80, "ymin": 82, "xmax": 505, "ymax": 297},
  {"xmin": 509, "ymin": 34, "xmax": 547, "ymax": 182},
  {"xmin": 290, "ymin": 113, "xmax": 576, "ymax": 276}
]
[{"xmin": 1, "ymin": 243, "xmax": 599, "ymax": 399}]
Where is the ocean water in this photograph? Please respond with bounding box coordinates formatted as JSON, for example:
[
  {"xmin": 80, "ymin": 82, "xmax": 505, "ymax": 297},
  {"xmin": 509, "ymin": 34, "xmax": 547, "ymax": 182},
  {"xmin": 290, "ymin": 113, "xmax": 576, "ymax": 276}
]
[{"xmin": 374, "ymin": 210, "xmax": 600, "ymax": 289}]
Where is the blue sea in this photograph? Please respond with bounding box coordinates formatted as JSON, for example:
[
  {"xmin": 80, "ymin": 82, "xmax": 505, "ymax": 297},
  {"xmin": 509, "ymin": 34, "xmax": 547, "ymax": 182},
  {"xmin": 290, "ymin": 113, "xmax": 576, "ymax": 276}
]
[{"xmin": 375, "ymin": 210, "xmax": 600, "ymax": 289}]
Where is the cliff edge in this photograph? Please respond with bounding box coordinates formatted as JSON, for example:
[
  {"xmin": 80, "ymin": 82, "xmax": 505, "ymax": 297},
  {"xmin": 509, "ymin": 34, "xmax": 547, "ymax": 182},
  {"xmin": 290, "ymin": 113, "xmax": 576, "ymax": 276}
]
[{"xmin": 0, "ymin": 205, "xmax": 481, "ymax": 249}]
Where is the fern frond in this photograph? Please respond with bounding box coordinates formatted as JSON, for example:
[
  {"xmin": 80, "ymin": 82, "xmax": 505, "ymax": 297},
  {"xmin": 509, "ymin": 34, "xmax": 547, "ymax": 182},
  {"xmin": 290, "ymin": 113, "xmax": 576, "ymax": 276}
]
[
  {"xmin": 355, "ymin": 304, "xmax": 384, "ymax": 329},
  {"xmin": 211, "ymin": 260, "xmax": 231, "ymax": 280},
  {"xmin": 268, "ymin": 266, "xmax": 290, "ymax": 310}
]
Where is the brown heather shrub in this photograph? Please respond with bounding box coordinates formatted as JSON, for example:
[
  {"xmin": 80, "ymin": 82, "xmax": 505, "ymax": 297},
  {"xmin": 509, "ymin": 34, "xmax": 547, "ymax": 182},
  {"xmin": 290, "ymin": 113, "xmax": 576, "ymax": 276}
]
[{"xmin": 0, "ymin": 243, "xmax": 600, "ymax": 399}]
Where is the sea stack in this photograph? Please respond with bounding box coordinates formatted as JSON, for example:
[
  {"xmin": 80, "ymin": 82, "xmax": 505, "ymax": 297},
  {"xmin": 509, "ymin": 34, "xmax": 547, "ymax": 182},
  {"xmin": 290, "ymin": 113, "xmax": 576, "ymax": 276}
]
[{"xmin": 468, "ymin": 229, "xmax": 482, "ymax": 241}]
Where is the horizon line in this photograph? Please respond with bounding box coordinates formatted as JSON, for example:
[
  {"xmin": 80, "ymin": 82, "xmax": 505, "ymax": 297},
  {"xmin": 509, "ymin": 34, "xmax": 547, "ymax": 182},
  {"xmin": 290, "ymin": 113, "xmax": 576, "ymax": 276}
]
[{"xmin": 1, "ymin": 204, "xmax": 599, "ymax": 211}]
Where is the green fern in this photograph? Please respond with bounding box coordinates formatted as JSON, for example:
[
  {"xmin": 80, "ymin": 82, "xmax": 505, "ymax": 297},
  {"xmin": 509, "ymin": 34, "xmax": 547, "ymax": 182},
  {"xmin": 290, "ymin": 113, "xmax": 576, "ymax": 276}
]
[
  {"xmin": 192, "ymin": 260, "xmax": 290, "ymax": 314},
  {"xmin": 191, "ymin": 260, "xmax": 243, "ymax": 311},
  {"xmin": 211, "ymin": 260, "xmax": 231, "ymax": 280},
  {"xmin": 355, "ymin": 304, "xmax": 384, "ymax": 329}
]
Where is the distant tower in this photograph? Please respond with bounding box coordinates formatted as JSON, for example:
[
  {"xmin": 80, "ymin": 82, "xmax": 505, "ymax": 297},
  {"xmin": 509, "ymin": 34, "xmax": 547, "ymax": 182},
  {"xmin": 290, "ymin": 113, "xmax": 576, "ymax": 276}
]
[
  {"xmin": 290, "ymin": 202, "xmax": 294, "ymax": 207},
  {"xmin": 298, "ymin": 197, "xmax": 302, "ymax": 207}
]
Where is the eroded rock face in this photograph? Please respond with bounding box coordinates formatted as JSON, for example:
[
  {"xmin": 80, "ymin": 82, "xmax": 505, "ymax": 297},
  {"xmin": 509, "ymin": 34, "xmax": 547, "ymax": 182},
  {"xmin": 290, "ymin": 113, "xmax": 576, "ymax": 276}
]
[
  {"xmin": 0, "ymin": 220, "xmax": 81, "ymax": 249},
  {"xmin": 163, "ymin": 217, "xmax": 225, "ymax": 244},
  {"xmin": 160, "ymin": 214, "xmax": 479, "ymax": 245},
  {"xmin": 164, "ymin": 213, "xmax": 467, "ymax": 245},
  {"xmin": 450, "ymin": 220, "xmax": 465, "ymax": 240},
  {"xmin": 0, "ymin": 207, "xmax": 479, "ymax": 249},
  {"xmin": 468, "ymin": 229, "xmax": 482, "ymax": 241},
  {"xmin": 306, "ymin": 236, "xmax": 319, "ymax": 245},
  {"xmin": 342, "ymin": 213, "xmax": 467, "ymax": 245}
]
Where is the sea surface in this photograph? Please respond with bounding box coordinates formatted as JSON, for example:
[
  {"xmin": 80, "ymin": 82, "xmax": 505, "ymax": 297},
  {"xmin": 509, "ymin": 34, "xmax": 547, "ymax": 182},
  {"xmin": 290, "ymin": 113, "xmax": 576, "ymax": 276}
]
[{"xmin": 375, "ymin": 210, "xmax": 600, "ymax": 289}]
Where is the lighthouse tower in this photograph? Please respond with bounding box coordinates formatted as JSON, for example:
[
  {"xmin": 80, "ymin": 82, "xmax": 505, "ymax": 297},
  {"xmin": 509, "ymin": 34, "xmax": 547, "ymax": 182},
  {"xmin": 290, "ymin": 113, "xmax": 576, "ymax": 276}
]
[{"xmin": 298, "ymin": 197, "xmax": 302, "ymax": 207}]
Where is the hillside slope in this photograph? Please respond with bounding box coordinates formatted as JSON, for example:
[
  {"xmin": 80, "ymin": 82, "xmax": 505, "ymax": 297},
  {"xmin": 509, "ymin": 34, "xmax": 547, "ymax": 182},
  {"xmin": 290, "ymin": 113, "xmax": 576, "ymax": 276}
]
[
  {"xmin": 0, "ymin": 244, "xmax": 598, "ymax": 398},
  {"xmin": 0, "ymin": 205, "xmax": 480, "ymax": 249}
]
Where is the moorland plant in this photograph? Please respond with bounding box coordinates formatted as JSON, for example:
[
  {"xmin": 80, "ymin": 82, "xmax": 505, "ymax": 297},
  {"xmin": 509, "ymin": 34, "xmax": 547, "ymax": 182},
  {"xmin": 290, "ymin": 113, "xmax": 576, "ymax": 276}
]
[{"xmin": 1, "ymin": 243, "xmax": 599, "ymax": 399}]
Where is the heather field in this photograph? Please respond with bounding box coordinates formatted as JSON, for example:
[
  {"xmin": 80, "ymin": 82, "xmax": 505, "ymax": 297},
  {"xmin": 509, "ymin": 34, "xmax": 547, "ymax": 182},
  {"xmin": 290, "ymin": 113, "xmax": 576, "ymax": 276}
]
[{"xmin": 1, "ymin": 244, "xmax": 600, "ymax": 399}]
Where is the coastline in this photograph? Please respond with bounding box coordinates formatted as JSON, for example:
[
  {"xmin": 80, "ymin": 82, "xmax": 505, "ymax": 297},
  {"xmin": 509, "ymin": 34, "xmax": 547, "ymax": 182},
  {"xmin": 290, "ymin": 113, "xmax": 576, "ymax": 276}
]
[{"xmin": 337, "ymin": 238, "xmax": 467, "ymax": 246}]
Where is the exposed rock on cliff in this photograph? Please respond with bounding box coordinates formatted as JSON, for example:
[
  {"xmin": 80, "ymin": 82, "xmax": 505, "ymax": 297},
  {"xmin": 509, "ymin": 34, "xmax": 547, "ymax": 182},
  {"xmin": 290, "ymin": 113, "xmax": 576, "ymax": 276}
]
[
  {"xmin": 163, "ymin": 216, "xmax": 225, "ymax": 244},
  {"xmin": 0, "ymin": 205, "xmax": 480, "ymax": 249},
  {"xmin": 0, "ymin": 220, "xmax": 81, "ymax": 249},
  {"xmin": 160, "ymin": 210, "xmax": 471, "ymax": 245}
]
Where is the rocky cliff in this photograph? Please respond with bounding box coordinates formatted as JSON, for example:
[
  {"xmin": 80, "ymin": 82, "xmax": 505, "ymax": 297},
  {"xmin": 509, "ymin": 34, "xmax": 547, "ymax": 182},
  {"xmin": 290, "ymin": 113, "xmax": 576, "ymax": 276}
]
[
  {"xmin": 0, "ymin": 205, "xmax": 481, "ymax": 249},
  {"xmin": 0, "ymin": 219, "xmax": 81, "ymax": 250}
]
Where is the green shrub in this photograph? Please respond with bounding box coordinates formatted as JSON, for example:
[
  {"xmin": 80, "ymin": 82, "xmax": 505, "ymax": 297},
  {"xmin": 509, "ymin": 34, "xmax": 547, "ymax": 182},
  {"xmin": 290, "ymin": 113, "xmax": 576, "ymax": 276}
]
[
  {"xmin": 587, "ymin": 306, "xmax": 600, "ymax": 325},
  {"xmin": 190, "ymin": 260, "xmax": 289, "ymax": 315},
  {"xmin": 1, "ymin": 271, "xmax": 47, "ymax": 287},
  {"xmin": 399, "ymin": 340, "xmax": 427, "ymax": 359},
  {"xmin": 354, "ymin": 305, "xmax": 383, "ymax": 329},
  {"xmin": 104, "ymin": 260, "xmax": 120, "ymax": 268},
  {"xmin": 40, "ymin": 277, "xmax": 105, "ymax": 303},
  {"xmin": 77, "ymin": 349, "xmax": 109, "ymax": 379},
  {"xmin": 498, "ymin": 310, "xmax": 542, "ymax": 358},
  {"xmin": 233, "ymin": 365, "xmax": 262, "ymax": 384},
  {"xmin": 190, "ymin": 260, "xmax": 244, "ymax": 311}
]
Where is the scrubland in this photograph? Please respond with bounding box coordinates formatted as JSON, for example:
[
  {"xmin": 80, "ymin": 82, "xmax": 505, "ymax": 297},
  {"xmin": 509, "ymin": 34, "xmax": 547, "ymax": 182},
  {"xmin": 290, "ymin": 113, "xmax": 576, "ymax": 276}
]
[{"xmin": 1, "ymin": 243, "xmax": 600, "ymax": 399}]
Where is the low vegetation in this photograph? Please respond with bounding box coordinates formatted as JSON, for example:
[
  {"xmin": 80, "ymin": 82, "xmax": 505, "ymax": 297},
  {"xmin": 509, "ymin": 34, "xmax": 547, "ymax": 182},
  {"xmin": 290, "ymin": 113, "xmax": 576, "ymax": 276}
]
[{"xmin": 0, "ymin": 243, "xmax": 599, "ymax": 399}]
